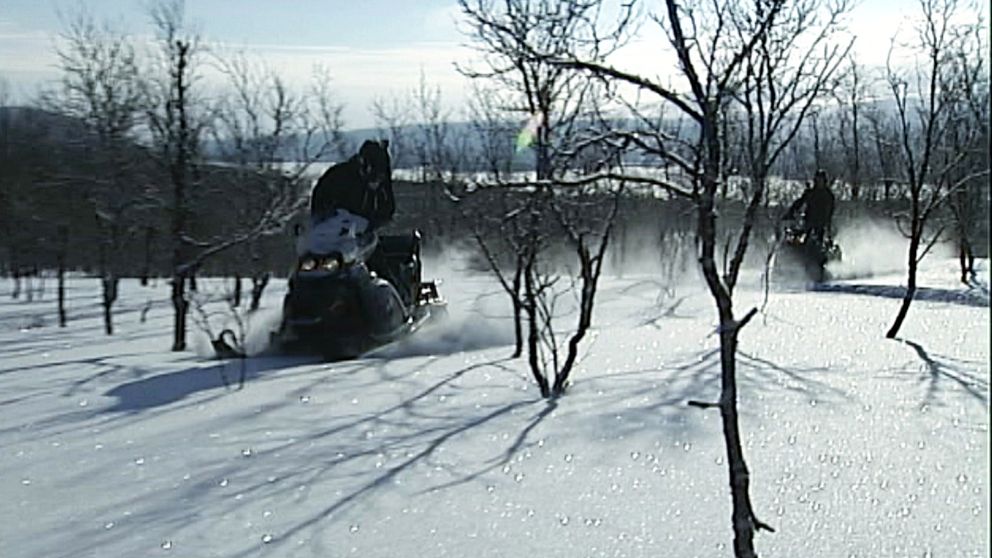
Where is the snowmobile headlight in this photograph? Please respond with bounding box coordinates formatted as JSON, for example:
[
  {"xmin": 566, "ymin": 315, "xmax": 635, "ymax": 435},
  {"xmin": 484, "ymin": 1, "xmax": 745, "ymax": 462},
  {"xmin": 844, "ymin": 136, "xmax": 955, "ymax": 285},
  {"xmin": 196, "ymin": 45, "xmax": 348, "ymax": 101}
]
[
  {"xmin": 321, "ymin": 258, "xmax": 340, "ymax": 272},
  {"xmin": 299, "ymin": 258, "xmax": 317, "ymax": 272}
]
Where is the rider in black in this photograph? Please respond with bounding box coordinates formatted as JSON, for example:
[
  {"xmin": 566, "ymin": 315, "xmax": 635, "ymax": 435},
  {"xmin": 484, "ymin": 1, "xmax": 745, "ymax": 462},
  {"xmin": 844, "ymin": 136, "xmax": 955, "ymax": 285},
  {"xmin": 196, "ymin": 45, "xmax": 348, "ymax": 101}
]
[
  {"xmin": 310, "ymin": 140, "xmax": 395, "ymax": 228},
  {"xmin": 309, "ymin": 140, "xmax": 419, "ymax": 312},
  {"xmin": 784, "ymin": 169, "xmax": 835, "ymax": 245}
]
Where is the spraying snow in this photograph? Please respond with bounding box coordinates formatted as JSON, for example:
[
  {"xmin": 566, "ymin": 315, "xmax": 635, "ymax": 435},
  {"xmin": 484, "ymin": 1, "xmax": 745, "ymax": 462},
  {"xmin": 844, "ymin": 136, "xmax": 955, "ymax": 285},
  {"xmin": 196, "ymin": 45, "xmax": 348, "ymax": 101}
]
[
  {"xmin": 827, "ymin": 218, "xmax": 911, "ymax": 280},
  {"xmin": 370, "ymin": 249, "xmax": 517, "ymax": 359}
]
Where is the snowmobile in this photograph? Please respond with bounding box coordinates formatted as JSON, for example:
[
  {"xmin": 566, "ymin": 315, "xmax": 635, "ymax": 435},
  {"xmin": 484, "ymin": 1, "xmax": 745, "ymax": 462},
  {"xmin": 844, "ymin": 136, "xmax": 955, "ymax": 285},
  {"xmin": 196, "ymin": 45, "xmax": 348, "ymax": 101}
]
[
  {"xmin": 252, "ymin": 210, "xmax": 444, "ymax": 360},
  {"xmin": 773, "ymin": 217, "xmax": 842, "ymax": 284}
]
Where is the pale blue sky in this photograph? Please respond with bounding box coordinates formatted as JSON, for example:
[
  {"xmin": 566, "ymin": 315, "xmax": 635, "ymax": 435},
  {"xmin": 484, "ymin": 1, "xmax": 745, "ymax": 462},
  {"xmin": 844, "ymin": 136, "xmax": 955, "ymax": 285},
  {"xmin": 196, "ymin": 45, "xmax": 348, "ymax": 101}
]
[
  {"xmin": 1, "ymin": 0, "xmax": 466, "ymax": 127},
  {"xmin": 1, "ymin": 0, "xmax": 462, "ymax": 47},
  {"xmin": 0, "ymin": 0, "xmax": 987, "ymax": 128}
]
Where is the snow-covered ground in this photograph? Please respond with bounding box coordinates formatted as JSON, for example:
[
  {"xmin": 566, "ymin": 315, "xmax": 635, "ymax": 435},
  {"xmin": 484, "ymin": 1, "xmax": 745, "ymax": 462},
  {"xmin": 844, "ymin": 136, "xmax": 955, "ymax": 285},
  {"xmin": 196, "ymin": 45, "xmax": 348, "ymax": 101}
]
[{"xmin": 0, "ymin": 254, "xmax": 988, "ymax": 557}]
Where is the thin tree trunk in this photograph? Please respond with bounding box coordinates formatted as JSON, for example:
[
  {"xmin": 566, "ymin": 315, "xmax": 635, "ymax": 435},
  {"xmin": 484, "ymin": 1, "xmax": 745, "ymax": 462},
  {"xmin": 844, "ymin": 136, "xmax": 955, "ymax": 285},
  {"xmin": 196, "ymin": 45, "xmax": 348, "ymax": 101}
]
[
  {"xmin": 719, "ymin": 324, "xmax": 760, "ymax": 558},
  {"xmin": 58, "ymin": 268, "xmax": 67, "ymax": 327},
  {"xmin": 34, "ymin": 269, "xmax": 44, "ymax": 300},
  {"xmin": 57, "ymin": 228, "xmax": 67, "ymax": 327},
  {"xmin": 11, "ymin": 269, "xmax": 20, "ymax": 299},
  {"xmin": 551, "ymin": 272, "xmax": 592, "ymax": 396},
  {"xmin": 851, "ymin": 100, "xmax": 861, "ymax": 201},
  {"xmin": 886, "ymin": 227, "xmax": 920, "ymax": 338},
  {"xmin": 523, "ymin": 254, "xmax": 550, "ymax": 398},
  {"xmin": 171, "ymin": 274, "xmax": 188, "ymax": 351},
  {"xmin": 141, "ymin": 226, "xmax": 153, "ymax": 286},
  {"xmin": 233, "ymin": 273, "xmax": 242, "ymax": 307},
  {"xmin": 250, "ymin": 272, "xmax": 269, "ymax": 311},
  {"xmin": 511, "ymin": 262, "xmax": 523, "ymax": 358},
  {"xmin": 696, "ymin": 105, "xmax": 768, "ymax": 557},
  {"xmin": 705, "ymin": 286, "xmax": 763, "ymax": 558},
  {"xmin": 98, "ymin": 231, "xmax": 114, "ymax": 335},
  {"xmin": 952, "ymin": 193, "xmax": 976, "ymax": 284},
  {"xmin": 102, "ymin": 276, "xmax": 118, "ymax": 335},
  {"xmin": 169, "ymin": 40, "xmax": 193, "ymax": 352},
  {"xmin": 957, "ymin": 219, "xmax": 975, "ymax": 284}
]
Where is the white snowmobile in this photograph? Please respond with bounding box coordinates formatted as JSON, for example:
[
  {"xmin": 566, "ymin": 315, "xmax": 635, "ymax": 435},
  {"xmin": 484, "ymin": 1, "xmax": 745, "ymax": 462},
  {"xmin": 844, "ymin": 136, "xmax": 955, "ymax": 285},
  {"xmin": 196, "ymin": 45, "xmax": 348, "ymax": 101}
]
[{"xmin": 214, "ymin": 210, "xmax": 445, "ymax": 361}]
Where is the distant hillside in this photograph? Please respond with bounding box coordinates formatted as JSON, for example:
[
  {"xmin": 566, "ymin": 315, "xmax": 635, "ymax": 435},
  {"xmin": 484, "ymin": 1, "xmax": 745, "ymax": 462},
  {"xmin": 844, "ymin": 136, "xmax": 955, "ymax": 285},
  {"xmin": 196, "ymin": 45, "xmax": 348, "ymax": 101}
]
[
  {"xmin": 0, "ymin": 106, "xmax": 93, "ymax": 145},
  {"xmin": 10, "ymin": 97, "xmax": 905, "ymax": 173},
  {"xmin": 201, "ymin": 120, "xmax": 496, "ymax": 169}
]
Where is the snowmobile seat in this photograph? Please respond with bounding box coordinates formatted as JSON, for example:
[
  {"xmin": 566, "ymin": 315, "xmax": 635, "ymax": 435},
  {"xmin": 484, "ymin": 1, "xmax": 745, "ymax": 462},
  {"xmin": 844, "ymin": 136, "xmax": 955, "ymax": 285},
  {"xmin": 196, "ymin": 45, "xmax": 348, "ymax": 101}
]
[{"xmin": 368, "ymin": 230, "xmax": 423, "ymax": 306}]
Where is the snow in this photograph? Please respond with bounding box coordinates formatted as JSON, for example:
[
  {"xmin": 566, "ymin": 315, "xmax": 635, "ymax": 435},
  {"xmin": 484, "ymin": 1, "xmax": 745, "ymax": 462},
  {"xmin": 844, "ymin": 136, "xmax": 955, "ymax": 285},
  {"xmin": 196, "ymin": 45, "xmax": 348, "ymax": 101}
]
[{"xmin": 0, "ymin": 255, "xmax": 988, "ymax": 557}]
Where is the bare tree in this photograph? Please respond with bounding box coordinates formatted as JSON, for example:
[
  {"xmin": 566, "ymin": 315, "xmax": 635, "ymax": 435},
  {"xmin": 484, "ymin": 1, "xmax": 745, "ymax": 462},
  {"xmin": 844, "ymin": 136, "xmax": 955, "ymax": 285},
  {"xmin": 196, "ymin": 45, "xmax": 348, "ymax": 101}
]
[
  {"xmin": 735, "ymin": 0, "xmax": 852, "ymax": 194},
  {"xmin": 864, "ymin": 104, "xmax": 901, "ymax": 200},
  {"xmin": 465, "ymin": 83, "xmax": 517, "ymax": 180},
  {"xmin": 473, "ymin": 198, "xmax": 529, "ymax": 358},
  {"xmin": 371, "ymin": 71, "xmax": 458, "ymax": 183},
  {"xmin": 145, "ymin": 0, "xmax": 204, "ymax": 351},
  {"xmin": 538, "ymin": 188, "xmax": 621, "ymax": 396},
  {"xmin": 473, "ymin": 184, "xmax": 621, "ymax": 396},
  {"xmin": 833, "ymin": 55, "xmax": 870, "ymax": 199},
  {"xmin": 511, "ymin": 0, "xmax": 834, "ymax": 553},
  {"xmin": 727, "ymin": 0, "xmax": 852, "ymax": 284},
  {"xmin": 145, "ymin": 1, "xmax": 336, "ymax": 350},
  {"xmin": 939, "ymin": 18, "xmax": 989, "ymax": 284},
  {"xmin": 371, "ymin": 95, "xmax": 413, "ymax": 170},
  {"xmin": 457, "ymin": 0, "xmax": 633, "ymax": 180},
  {"xmin": 411, "ymin": 70, "xmax": 454, "ymax": 182},
  {"xmin": 50, "ymin": 10, "xmax": 148, "ymax": 334},
  {"xmin": 884, "ymin": 0, "xmax": 988, "ymax": 338},
  {"xmin": 458, "ymin": 0, "xmax": 631, "ymax": 396},
  {"xmin": 210, "ymin": 53, "xmax": 348, "ymax": 310}
]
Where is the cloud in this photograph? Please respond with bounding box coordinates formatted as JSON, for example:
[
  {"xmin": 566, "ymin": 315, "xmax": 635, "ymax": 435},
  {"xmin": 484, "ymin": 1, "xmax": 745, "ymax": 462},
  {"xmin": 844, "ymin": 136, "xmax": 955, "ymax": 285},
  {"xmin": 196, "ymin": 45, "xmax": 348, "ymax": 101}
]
[
  {"xmin": 422, "ymin": 4, "xmax": 465, "ymax": 37},
  {"xmin": 226, "ymin": 40, "xmax": 474, "ymax": 128},
  {"xmin": 0, "ymin": 28, "xmax": 57, "ymax": 73},
  {"xmin": 0, "ymin": 28, "xmax": 59, "ymax": 99}
]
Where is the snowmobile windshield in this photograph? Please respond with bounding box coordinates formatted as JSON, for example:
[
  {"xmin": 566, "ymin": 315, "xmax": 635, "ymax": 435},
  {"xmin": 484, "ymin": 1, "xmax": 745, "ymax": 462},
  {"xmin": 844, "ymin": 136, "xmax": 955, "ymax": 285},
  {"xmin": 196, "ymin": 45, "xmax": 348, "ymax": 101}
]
[{"xmin": 298, "ymin": 209, "xmax": 377, "ymax": 265}]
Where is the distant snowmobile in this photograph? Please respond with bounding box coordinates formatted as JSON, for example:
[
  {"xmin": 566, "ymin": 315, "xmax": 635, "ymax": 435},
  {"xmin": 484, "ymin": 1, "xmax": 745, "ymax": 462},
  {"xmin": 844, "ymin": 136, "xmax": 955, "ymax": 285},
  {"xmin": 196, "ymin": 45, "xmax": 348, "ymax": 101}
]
[
  {"xmin": 773, "ymin": 216, "xmax": 842, "ymax": 284},
  {"xmin": 271, "ymin": 210, "xmax": 446, "ymax": 360}
]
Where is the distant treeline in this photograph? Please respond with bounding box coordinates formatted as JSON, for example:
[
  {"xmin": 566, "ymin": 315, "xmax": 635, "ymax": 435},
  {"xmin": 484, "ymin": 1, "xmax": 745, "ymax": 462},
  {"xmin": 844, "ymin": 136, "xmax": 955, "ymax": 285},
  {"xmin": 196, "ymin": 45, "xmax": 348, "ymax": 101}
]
[{"xmin": 1, "ymin": 106, "xmax": 986, "ymax": 282}]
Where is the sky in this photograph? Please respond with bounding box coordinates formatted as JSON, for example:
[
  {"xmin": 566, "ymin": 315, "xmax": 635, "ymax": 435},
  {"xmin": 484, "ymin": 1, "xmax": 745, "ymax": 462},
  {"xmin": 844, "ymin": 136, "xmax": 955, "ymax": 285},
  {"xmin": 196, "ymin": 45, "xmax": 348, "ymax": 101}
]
[{"xmin": 0, "ymin": 0, "xmax": 988, "ymax": 129}]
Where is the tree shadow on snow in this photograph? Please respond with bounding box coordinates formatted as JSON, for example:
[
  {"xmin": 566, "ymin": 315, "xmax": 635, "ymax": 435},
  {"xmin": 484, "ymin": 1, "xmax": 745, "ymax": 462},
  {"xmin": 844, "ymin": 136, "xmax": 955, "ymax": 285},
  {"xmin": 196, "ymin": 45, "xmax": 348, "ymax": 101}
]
[
  {"xmin": 163, "ymin": 355, "xmax": 554, "ymax": 558},
  {"xmin": 415, "ymin": 398, "xmax": 560, "ymax": 494},
  {"xmin": 896, "ymin": 338, "xmax": 989, "ymax": 407},
  {"xmin": 569, "ymin": 347, "xmax": 853, "ymax": 442},
  {"xmin": 811, "ymin": 282, "xmax": 989, "ymax": 308},
  {"xmin": 233, "ymin": 398, "xmax": 536, "ymax": 556}
]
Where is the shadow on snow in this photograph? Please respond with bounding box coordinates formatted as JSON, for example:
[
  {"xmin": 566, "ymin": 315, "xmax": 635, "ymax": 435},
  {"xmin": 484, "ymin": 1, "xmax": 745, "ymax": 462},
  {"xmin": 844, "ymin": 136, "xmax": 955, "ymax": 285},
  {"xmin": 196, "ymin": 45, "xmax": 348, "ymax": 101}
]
[
  {"xmin": 811, "ymin": 282, "xmax": 989, "ymax": 308},
  {"xmin": 102, "ymin": 355, "xmax": 322, "ymax": 413},
  {"xmin": 896, "ymin": 337, "xmax": 989, "ymax": 407}
]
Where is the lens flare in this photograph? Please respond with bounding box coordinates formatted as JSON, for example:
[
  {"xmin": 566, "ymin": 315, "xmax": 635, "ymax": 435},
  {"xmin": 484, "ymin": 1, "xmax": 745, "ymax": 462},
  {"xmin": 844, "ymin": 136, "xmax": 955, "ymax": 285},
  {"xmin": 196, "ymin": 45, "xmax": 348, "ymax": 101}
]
[{"xmin": 515, "ymin": 112, "xmax": 544, "ymax": 152}]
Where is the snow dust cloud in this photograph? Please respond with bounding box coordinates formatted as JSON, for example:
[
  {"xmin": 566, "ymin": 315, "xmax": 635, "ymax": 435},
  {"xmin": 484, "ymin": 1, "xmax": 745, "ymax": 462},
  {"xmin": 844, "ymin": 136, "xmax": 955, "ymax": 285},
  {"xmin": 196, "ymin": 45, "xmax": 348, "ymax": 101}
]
[
  {"xmin": 370, "ymin": 246, "xmax": 517, "ymax": 358},
  {"xmin": 600, "ymin": 222, "xmax": 700, "ymax": 285},
  {"xmin": 243, "ymin": 306, "xmax": 286, "ymax": 356},
  {"xmin": 189, "ymin": 298, "xmax": 286, "ymax": 358},
  {"xmin": 826, "ymin": 217, "xmax": 952, "ymax": 280}
]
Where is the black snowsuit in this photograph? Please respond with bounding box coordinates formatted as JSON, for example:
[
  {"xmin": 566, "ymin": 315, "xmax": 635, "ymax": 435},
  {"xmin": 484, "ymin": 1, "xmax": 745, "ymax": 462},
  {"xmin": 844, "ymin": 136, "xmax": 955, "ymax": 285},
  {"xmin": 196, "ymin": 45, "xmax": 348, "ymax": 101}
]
[
  {"xmin": 310, "ymin": 140, "xmax": 395, "ymax": 228},
  {"xmin": 785, "ymin": 183, "xmax": 835, "ymax": 243}
]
